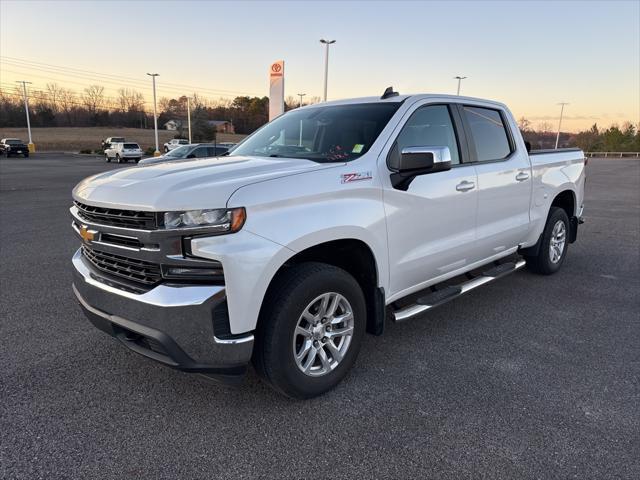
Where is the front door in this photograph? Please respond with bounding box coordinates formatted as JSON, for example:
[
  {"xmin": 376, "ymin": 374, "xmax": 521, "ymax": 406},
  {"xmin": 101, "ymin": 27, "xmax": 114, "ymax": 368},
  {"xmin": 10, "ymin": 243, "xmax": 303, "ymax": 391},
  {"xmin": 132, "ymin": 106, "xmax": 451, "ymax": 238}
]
[{"xmin": 382, "ymin": 103, "xmax": 479, "ymax": 300}]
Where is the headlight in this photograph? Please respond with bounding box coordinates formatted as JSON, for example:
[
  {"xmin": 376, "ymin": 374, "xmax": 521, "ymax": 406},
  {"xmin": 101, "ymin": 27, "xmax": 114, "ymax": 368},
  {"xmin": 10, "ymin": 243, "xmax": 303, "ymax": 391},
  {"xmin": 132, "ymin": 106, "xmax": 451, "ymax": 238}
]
[{"xmin": 162, "ymin": 207, "xmax": 246, "ymax": 232}]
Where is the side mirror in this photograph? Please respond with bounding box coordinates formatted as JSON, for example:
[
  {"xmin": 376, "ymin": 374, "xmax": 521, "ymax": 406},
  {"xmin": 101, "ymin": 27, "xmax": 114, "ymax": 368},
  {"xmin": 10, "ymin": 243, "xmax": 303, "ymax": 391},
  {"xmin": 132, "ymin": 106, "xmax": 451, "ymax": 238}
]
[{"xmin": 390, "ymin": 146, "xmax": 452, "ymax": 190}]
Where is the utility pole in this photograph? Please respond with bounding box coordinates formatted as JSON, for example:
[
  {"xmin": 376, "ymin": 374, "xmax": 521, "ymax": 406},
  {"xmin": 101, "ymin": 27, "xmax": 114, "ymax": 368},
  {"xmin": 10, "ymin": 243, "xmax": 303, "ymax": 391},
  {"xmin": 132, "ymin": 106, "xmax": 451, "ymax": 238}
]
[
  {"xmin": 297, "ymin": 93, "xmax": 306, "ymax": 108},
  {"xmin": 186, "ymin": 96, "xmax": 192, "ymax": 144},
  {"xmin": 320, "ymin": 39, "xmax": 336, "ymax": 102},
  {"xmin": 555, "ymin": 102, "xmax": 569, "ymax": 149},
  {"xmin": 16, "ymin": 81, "xmax": 34, "ymax": 152},
  {"xmin": 454, "ymin": 76, "xmax": 467, "ymax": 96},
  {"xmin": 147, "ymin": 73, "xmax": 160, "ymax": 156}
]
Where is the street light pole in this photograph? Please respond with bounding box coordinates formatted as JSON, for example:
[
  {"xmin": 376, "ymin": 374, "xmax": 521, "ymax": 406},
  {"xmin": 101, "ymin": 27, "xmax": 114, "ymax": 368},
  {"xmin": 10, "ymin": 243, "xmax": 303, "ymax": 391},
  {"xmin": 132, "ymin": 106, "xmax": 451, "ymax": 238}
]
[
  {"xmin": 16, "ymin": 81, "xmax": 34, "ymax": 151},
  {"xmin": 186, "ymin": 97, "xmax": 192, "ymax": 144},
  {"xmin": 147, "ymin": 73, "xmax": 160, "ymax": 156},
  {"xmin": 297, "ymin": 93, "xmax": 306, "ymax": 108},
  {"xmin": 555, "ymin": 102, "xmax": 569, "ymax": 149},
  {"xmin": 454, "ymin": 76, "xmax": 467, "ymax": 95},
  {"xmin": 320, "ymin": 39, "xmax": 336, "ymax": 102}
]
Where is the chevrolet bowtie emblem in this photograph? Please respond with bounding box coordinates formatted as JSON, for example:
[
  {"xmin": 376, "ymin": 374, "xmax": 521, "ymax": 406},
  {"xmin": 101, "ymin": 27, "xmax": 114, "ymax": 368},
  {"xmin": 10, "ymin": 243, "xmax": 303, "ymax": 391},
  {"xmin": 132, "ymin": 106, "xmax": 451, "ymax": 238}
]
[{"xmin": 80, "ymin": 225, "xmax": 96, "ymax": 243}]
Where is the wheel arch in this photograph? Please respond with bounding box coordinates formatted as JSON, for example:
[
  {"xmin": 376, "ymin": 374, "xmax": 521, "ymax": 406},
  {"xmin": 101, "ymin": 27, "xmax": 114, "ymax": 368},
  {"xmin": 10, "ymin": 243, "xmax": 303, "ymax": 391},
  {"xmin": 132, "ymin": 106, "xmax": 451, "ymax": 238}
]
[
  {"xmin": 261, "ymin": 238, "xmax": 386, "ymax": 336},
  {"xmin": 520, "ymin": 188, "xmax": 578, "ymax": 257},
  {"xmin": 551, "ymin": 189, "xmax": 576, "ymax": 218}
]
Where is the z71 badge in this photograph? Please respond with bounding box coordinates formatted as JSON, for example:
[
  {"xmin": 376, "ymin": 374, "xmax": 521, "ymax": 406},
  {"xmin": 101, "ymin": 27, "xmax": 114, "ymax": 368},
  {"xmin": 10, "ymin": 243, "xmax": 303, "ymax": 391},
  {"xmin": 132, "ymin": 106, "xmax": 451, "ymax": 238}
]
[{"xmin": 341, "ymin": 171, "xmax": 373, "ymax": 184}]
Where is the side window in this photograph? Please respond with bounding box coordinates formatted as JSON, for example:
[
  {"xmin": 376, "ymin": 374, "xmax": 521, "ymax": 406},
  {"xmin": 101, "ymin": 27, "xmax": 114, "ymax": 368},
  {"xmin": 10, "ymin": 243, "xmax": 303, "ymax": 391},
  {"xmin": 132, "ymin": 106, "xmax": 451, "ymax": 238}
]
[
  {"xmin": 463, "ymin": 106, "xmax": 512, "ymax": 161},
  {"xmin": 394, "ymin": 105, "xmax": 460, "ymax": 165},
  {"xmin": 194, "ymin": 147, "xmax": 209, "ymax": 158},
  {"xmin": 207, "ymin": 147, "xmax": 225, "ymax": 156}
]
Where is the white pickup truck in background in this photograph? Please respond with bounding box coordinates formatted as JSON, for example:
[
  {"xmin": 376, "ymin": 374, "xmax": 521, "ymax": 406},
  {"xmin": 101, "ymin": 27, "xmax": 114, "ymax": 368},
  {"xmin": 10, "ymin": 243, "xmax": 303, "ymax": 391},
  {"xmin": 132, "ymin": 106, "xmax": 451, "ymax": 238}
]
[{"xmin": 71, "ymin": 90, "xmax": 585, "ymax": 398}]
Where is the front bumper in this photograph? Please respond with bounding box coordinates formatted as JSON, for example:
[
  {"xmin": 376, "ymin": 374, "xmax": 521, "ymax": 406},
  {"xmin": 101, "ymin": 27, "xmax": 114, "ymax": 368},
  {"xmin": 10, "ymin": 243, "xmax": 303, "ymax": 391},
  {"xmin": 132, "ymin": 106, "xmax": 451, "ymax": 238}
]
[{"xmin": 72, "ymin": 249, "xmax": 254, "ymax": 382}]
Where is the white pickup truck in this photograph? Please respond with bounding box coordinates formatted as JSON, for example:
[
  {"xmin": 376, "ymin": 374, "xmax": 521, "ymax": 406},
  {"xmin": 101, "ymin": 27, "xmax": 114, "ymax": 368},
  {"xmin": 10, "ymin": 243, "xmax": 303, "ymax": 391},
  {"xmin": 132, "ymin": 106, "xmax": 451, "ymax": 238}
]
[{"xmin": 71, "ymin": 90, "xmax": 585, "ymax": 398}]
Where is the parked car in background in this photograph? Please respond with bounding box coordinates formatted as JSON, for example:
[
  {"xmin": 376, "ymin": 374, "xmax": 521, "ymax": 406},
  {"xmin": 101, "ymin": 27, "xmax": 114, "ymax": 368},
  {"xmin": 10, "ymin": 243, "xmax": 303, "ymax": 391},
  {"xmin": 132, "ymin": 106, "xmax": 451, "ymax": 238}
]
[
  {"xmin": 139, "ymin": 143, "xmax": 229, "ymax": 165},
  {"xmin": 101, "ymin": 137, "xmax": 125, "ymax": 150},
  {"xmin": 0, "ymin": 138, "xmax": 29, "ymax": 157},
  {"xmin": 163, "ymin": 139, "xmax": 189, "ymax": 153},
  {"xmin": 104, "ymin": 142, "xmax": 143, "ymax": 163},
  {"xmin": 216, "ymin": 142, "xmax": 237, "ymax": 150}
]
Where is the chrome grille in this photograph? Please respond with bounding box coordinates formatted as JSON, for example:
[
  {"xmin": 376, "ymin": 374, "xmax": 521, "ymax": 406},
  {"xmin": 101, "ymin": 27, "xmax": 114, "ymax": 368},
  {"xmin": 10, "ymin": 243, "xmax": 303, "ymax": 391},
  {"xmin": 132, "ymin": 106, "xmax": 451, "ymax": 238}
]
[
  {"xmin": 81, "ymin": 245, "xmax": 162, "ymax": 286},
  {"xmin": 74, "ymin": 201, "xmax": 157, "ymax": 229}
]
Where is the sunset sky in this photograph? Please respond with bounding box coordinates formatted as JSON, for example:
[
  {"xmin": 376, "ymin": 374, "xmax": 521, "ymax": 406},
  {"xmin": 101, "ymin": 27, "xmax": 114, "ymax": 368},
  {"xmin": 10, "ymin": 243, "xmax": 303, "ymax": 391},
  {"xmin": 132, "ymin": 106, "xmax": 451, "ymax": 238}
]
[{"xmin": 1, "ymin": 0, "xmax": 638, "ymax": 132}]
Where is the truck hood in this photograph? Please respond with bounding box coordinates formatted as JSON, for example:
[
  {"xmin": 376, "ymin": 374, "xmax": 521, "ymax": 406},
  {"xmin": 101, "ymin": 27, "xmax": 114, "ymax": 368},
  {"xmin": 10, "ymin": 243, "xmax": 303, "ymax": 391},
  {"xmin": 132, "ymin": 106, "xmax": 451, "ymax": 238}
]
[{"xmin": 73, "ymin": 155, "xmax": 338, "ymax": 211}]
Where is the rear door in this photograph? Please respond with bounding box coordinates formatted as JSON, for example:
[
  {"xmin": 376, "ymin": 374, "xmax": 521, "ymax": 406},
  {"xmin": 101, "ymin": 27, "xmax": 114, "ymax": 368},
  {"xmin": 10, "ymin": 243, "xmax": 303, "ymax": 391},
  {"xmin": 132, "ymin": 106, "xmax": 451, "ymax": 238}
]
[
  {"xmin": 382, "ymin": 103, "xmax": 479, "ymax": 298},
  {"xmin": 459, "ymin": 105, "xmax": 532, "ymax": 258}
]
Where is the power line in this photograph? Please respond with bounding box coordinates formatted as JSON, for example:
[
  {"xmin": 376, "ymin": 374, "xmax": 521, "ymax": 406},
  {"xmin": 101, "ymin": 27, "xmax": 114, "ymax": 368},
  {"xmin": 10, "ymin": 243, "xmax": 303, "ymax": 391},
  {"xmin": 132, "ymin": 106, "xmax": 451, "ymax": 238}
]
[
  {"xmin": 1, "ymin": 56, "xmax": 263, "ymax": 97},
  {"xmin": 0, "ymin": 88, "xmax": 147, "ymax": 112}
]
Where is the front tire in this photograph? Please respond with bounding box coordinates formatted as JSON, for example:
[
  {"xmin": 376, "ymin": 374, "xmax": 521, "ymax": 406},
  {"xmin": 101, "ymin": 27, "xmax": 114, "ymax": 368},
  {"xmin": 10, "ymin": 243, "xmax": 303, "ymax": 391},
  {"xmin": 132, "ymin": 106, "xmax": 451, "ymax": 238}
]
[
  {"xmin": 525, "ymin": 207, "xmax": 570, "ymax": 275},
  {"xmin": 253, "ymin": 262, "xmax": 366, "ymax": 399},
  {"xmin": 116, "ymin": 154, "xmax": 122, "ymax": 164}
]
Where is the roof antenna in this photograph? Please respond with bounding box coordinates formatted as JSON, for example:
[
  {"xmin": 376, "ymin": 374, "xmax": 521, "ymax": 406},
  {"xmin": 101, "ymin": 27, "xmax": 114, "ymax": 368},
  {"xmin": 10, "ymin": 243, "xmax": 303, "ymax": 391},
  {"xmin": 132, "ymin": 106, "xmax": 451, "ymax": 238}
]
[{"xmin": 381, "ymin": 86, "xmax": 399, "ymax": 99}]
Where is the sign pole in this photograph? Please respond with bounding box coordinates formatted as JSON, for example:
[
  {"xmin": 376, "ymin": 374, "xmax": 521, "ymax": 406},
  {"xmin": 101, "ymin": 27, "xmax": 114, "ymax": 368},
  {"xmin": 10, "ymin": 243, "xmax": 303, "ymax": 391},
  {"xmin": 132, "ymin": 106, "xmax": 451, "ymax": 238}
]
[{"xmin": 269, "ymin": 60, "xmax": 285, "ymax": 121}]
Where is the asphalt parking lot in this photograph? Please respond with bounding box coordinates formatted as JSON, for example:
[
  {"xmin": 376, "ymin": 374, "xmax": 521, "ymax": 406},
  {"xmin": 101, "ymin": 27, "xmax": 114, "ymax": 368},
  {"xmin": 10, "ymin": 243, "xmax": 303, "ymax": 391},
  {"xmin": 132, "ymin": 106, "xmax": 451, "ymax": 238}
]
[{"xmin": 1, "ymin": 153, "xmax": 638, "ymax": 479}]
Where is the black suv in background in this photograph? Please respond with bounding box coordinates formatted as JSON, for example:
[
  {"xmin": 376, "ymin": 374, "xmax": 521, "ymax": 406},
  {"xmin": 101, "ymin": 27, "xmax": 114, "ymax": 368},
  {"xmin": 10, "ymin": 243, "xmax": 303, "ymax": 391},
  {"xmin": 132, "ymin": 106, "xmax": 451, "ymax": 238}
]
[{"xmin": 0, "ymin": 138, "xmax": 29, "ymax": 157}]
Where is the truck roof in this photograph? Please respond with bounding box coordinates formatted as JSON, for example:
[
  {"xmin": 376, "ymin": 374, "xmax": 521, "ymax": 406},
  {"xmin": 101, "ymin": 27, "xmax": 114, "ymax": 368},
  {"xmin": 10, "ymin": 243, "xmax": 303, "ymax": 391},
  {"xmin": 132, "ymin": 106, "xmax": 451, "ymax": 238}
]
[{"xmin": 315, "ymin": 93, "xmax": 508, "ymax": 110}]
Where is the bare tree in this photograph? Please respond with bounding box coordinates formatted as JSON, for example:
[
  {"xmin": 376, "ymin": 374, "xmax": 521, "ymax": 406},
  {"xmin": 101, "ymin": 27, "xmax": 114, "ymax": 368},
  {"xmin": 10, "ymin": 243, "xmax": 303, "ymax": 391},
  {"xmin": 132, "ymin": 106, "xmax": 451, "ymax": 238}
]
[
  {"xmin": 59, "ymin": 88, "xmax": 77, "ymax": 125},
  {"xmin": 117, "ymin": 88, "xmax": 145, "ymax": 112},
  {"xmin": 82, "ymin": 85, "xmax": 105, "ymax": 114},
  {"xmin": 517, "ymin": 117, "xmax": 531, "ymax": 132},
  {"xmin": 45, "ymin": 83, "xmax": 63, "ymax": 114},
  {"xmin": 537, "ymin": 121, "xmax": 553, "ymax": 133}
]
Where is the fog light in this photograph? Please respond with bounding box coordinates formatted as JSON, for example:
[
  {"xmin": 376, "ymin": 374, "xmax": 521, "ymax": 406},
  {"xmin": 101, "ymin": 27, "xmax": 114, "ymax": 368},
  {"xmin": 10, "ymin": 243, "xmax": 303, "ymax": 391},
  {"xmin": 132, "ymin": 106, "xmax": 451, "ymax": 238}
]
[
  {"xmin": 162, "ymin": 263, "xmax": 224, "ymax": 282},
  {"xmin": 165, "ymin": 267, "xmax": 221, "ymax": 277}
]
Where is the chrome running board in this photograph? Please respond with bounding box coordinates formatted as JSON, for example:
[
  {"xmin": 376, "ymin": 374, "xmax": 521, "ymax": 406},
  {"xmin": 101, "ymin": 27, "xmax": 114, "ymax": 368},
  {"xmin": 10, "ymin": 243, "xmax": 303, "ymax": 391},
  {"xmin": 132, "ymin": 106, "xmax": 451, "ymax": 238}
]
[{"xmin": 393, "ymin": 259, "xmax": 526, "ymax": 322}]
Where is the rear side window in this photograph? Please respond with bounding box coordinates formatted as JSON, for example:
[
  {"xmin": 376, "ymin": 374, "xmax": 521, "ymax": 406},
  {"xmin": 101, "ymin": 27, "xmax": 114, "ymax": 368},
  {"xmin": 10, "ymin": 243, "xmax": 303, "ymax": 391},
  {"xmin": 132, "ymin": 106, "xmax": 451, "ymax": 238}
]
[
  {"xmin": 208, "ymin": 147, "xmax": 228, "ymax": 156},
  {"xmin": 193, "ymin": 147, "xmax": 209, "ymax": 158},
  {"xmin": 463, "ymin": 106, "xmax": 512, "ymax": 161}
]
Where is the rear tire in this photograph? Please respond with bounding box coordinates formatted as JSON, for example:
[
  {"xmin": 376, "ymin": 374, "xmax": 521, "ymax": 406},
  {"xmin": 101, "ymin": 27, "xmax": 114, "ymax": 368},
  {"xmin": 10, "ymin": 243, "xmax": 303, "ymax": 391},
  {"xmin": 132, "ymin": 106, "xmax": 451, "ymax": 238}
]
[
  {"xmin": 253, "ymin": 262, "xmax": 366, "ymax": 399},
  {"xmin": 524, "ymin": 207, "xmax": 570, "ymax": 275},
  {"xmin": 105, "ymin": 155, "xmax": 111, "ymax": 163},
  {"xmin": 24, "ymin": 153, "xmax": 29, "ymax": 158},
  {"xmin": 116, "ymin": 154, "xmax": 122, "ymax": 164}
]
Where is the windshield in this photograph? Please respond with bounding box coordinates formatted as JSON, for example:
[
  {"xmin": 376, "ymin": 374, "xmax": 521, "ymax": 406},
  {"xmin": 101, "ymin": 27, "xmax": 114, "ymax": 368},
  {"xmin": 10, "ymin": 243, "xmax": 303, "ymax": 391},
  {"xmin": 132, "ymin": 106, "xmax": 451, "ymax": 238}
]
[
  {"xmin": 165, "ymin": 145, "xmax": 191, "ymax": 158},
  {"xmin": 6, "ymin": 139, "xmax": 23, "ymax": 145},
  {"xmin": 229, "ymin": 103, "xmax": 401, "ymax": 162}
]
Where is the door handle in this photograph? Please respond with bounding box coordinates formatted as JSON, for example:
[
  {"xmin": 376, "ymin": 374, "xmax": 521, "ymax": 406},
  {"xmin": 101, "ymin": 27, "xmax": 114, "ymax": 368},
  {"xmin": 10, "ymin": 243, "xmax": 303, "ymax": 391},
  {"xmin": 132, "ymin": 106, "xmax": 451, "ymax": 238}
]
[
  {"xmin": 456, "ymin": 180, "xmax": 475, "ymax": 192},
  {"xmin": 516, "ymin": 171, "xmax": 530, "ymax": 182}
]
